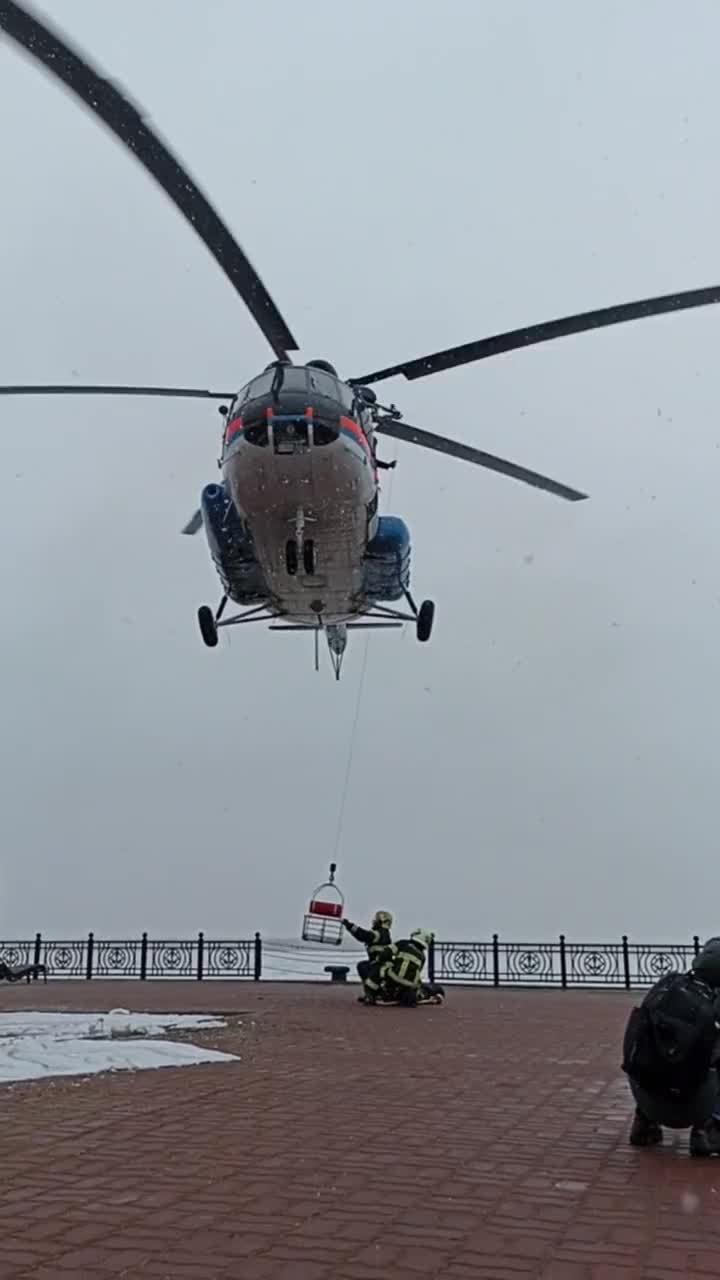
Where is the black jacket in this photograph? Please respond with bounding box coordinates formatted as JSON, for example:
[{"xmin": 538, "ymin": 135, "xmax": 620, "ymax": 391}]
[
  {"xmin": 384, "ymin": 938, "xmax": 426, "ymax": 989},
  {"xmin": 343, "ymin": 919, "xmax": 392, "ymax": 960}
]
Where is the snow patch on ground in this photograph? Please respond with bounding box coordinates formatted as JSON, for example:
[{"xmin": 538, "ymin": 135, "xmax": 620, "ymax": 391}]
[{"xmin": 0, "ymin": 1010, "xmax": 239, "ymax": 1083}]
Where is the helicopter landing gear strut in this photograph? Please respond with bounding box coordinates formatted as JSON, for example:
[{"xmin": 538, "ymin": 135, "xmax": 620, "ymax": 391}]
[
  {"xmin": 197, "ymin": 596, "xmax": 277, "ymax": 648},
  {"xmin": 354, "ymin": 591, "xmax": 436, "ymax": 642},
  {"xmin": 404, "ymin": 589, "xmax": 435, "ymax": 643},
  {"xmin": 198, "ymin": 598, "xmax": 223, "ymax": 647}
]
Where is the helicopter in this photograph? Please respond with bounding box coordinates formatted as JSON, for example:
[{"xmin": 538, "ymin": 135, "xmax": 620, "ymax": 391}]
[{"xmin": 3, "ymin": 2, "xmax": 720, "ymax": 680}]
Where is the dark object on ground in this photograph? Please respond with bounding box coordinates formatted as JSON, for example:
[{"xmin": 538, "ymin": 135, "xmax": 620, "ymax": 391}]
[
  {"xmin": 325, "ymin": 965, "xmax": 349, "ymax": 983},
  {"xmin": 629, "ymin": 1108, "xmax": 663, "ymax": 1147},
  {"xmin": 688, "ymin": 1119, "xmax": 720, "ymax": 1156},
  {"xmin": 623, "ymin": 965, "xmax": 720, "ymax": 1155},
  {"xmin": 630, "ymin": 1106, "xmax": 720, "ymax": 1157},
  {"xmin": 359, "ymin": 981, "xmax": 445, "ymax": 1007},
  {"xmin": 0, "ymin": 961, "xmax": 47, "ymax": 984},
  {"xmin": 622, "ymin": 970, "xmax": 718, "ymax": 1099}
]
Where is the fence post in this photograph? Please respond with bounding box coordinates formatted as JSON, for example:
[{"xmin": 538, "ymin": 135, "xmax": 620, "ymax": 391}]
[
  {"xmin": 33, "ymin": 933, "xmax": 42, "ymax": 968},
  {"xmin": 622, "ymin": 935, "xmax": 631, "ymax": 989},
  {"xmin": 428, "ymin": 936, "xmax": 436, "ymax": 984},
  {"xmin": 559, "ymin": 934, "xmax": 567, "ymax": 989},
  {"xmin": 140, "ymin": 932, "xmax": 148, "ymax": 981},
  {"xmin": 197, "ymin": 931, "xmax": 204, "ymax": 981},
  {"xmin": 86, "ymin": 932, "xmax": 94, "ymax": 980},
  {"xmin": 492, "ymin": 934, "xmax": 500, "ymax": 987},
  {"xmin": 254, "ymin": 932, "xmax": 262, "ymax": 981},
  {"xmin": 693, "ymin": 934, "xmax": 701, "ymax": 956}
]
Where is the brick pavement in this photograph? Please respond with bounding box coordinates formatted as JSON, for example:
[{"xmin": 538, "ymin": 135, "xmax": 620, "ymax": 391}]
[{"xmin": 0, "ymin": 982, "xmax": 718, "ymax": 1278}]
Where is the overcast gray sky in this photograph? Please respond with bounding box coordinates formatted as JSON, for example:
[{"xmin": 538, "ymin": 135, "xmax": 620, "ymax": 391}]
[{"xmin": 1, "ymin": 0, "xmax": 719, "ymax": 945}]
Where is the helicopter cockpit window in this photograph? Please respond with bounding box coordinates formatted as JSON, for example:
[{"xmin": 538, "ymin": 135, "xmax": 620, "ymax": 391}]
[
  {"xmin": 277, "ymin": 367, "xmax": 309, "ymax": 392},
  {"xmin": 231, "ymin": 382, "xmax": 252, "ymax": 411},
  {"xmin": 246, "ymin": 370, "xmax": 275, "ymax": 399},
  {"xmin": 307, "ymin": 369, "xmax": 338, "ymax": 400},
  {"xmin": 338, "ymin": 381, "xmax": 356, "ymax": 411}
]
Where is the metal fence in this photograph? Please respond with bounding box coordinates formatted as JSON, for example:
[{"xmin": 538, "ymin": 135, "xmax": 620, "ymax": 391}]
[
  {"xmin": 432, "ymin": 936, "xmax": 702, "ymax": 989},
  {"xmin": 0, "ymin": 932, "xmax": 705, "ymax": 988},
  {"xmin": 0, "ymin": 933, "xmax": 259, "ymax": 982}
]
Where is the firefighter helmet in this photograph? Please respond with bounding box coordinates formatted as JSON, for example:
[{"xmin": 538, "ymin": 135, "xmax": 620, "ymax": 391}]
[{"xmin": 373, "ymin": 910, "xmax": 393, "ymax": 930}]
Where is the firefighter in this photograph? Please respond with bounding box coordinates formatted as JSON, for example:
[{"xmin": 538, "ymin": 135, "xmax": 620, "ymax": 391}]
[
  {"xmin": 342, "ymin": 910, "xmax": 393, "ymax": 1003},
  {"xmin": 382, "ymin": 929, "xmax": 434, "ymax": 1006}
]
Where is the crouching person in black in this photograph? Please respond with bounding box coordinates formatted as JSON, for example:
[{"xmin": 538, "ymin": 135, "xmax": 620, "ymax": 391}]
[
  {"xmin": 382, "ymin": 929, "xmax": 434, "ymax": 1007},
  {"xmin": 342, "ymin": 910, "xmax": 393, "ymax": 1003},
  {"xmin": 622, "ymin": 937, "xmax": 720, "ymax": 1156}
]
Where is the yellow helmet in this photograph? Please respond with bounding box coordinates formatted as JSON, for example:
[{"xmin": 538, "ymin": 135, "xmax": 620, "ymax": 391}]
[
  {"xmin": 373, "ymin": 910, "xmax": 393, "ymax": 929},
  {"xmin": 411, "ymin": 928, "xmax": 434, "ymax": 948}
]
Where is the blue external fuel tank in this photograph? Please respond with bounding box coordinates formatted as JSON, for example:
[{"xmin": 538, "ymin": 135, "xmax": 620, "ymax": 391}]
[
  {"xmin": 199, "ymin": 484, "xmax": 268, "ymax": 605},
  {"xmin": 363, "ymin": 516, "xmax": 411, "ymax": 602}
]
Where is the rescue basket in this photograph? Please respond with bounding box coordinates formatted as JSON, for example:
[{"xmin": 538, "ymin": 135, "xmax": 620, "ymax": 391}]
[{"xmin": 302, "ymin": 862, "xmax": 345, "ymax": 945}]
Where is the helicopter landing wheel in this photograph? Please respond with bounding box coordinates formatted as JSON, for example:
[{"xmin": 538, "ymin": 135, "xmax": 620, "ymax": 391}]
[
  {"xmin": 303, "ymin": 539, "xmax": 316, "ymax": 575},
  {"xmin": 285, "ymin": 539, "xmax": 298, "ymax": 576},
  {"xmin": 416, "ymin": 599, "xmax": 435, "ymax": 643},
  {"xmin": 198, "ymin": 605, "xmax": 219, "ymax": 648}
]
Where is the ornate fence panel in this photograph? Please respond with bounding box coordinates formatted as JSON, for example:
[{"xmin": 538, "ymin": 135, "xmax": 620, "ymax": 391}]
[
  {"xmin": 434, "ymin": 940, "xmax": 492, "ymax": 984},
  {"xmin": 627, "ymin": 942, "xmax": 698, "ymax": 987},
  {"xmin": 147, "ymin": 939, "xmax": 198, "ymax": 981},
  {"xmin": 0, "ymin": 939, "xmax": 38, "ymax": 969},
  {"xmin": 566, "ymin": 942, "xmax": 625, "ymax": 987},
  {"xmin": 501, "ymin": 941, "xmax": 560, "ymax": 985},
  {"xmin": 94, "ymin": 939, "xmax": 144, "ymax": 979},
  {"xmin": 204, "ymin": 940, "xmax": 254, "ymax": 980},
  {"xmin": 40, "ymin": 939, "xmax": 88, "ymax": 979}
]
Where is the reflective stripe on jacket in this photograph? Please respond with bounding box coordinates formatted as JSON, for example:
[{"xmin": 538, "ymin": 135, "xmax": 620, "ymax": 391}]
[{"xmin": 386, "ymin": 938, "xmax": 426, "ymax": 989}]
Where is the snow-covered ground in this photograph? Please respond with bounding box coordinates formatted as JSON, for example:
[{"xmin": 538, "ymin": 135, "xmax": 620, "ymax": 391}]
[{"xmin": 0, "ymin": 1010, "xmax": 238, "ymax": 1084}]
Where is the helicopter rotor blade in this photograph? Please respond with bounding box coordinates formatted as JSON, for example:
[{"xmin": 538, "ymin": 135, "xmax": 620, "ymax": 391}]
[
  {"xmin": 0, "ymin": 0, "xmax": 299, "ymax": 360},
  {"xmin": 182, "ymin": 510, "xmax": 203, "ymax": 536},
  {"xmin": 350, "ymin": 285, "xmax": 720, "ymax": 386},
  {"xmin": 375, "ymin": 417, "xmax": 587, "ymax": 502},
  {"xmin": 0, "ymin": 385, "xmax": 234, "ymax": 399}
]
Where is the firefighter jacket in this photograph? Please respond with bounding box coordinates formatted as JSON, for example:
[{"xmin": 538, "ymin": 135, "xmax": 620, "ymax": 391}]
[
  {"xmin": 343, "ymin": 920, "xmax": 392, "ymax": 960},
  {"xmin": 385, "ymin": 938, "xmax": 427, "ymax": 990}
]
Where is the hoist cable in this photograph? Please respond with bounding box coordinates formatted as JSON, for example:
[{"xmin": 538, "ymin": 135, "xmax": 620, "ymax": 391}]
[{"xmin": 330, "ymin": 438, "xmax": 399, "ymax": 861}]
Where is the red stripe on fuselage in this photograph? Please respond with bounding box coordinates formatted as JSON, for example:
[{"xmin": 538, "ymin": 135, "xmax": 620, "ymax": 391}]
[
  {"xmin": 339, "ymin": 415, "xmax": 372, "ymax": 458},
  {"xmin": 225, "ymin": 416, "xmax": 243, "ymax": 443},
  {"xmin": 224, "ymin": 412, "xmax": 374, "ymax": 468}
]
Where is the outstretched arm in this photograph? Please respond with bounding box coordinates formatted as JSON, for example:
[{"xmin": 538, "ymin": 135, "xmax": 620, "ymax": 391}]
[{"xmin": 342, "ymin": 919, "xmax": 377, "ymax": 946}]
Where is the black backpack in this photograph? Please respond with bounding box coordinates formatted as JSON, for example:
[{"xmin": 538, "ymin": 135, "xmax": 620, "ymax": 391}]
[{"xmin": 621, "ymin": 970, "xmax": 720, "ymax": 1098}]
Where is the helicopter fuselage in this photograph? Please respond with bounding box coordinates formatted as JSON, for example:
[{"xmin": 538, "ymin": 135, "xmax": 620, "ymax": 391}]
[{"xmin": 204, "ymin": 363, "xmax": 405, "ymax": 626}]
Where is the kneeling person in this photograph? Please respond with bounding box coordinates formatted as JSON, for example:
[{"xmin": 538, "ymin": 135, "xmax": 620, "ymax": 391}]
[
  {"xmin": 622, "ymin": 937, "xmax": 720, "ymax": 1156},
  {"xmin": 342, "ymin": 910, "xmax": 393, "ymax": 1002},
  {"xmin": 383, "ymin": 929, "xmax": 434, "ymax": 1006}
]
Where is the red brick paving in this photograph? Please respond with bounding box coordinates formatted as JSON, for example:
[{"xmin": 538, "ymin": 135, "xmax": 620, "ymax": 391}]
[{"xmin": 0, "ymin": 982, "xmax": 717, "ymax": 1277}]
